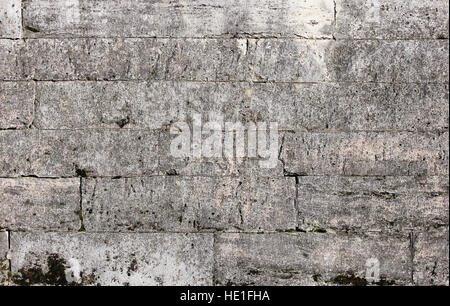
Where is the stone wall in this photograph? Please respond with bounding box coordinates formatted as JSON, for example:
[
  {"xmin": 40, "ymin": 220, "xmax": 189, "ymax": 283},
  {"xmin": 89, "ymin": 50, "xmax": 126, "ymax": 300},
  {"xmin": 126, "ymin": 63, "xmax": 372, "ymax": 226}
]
[{"xmin": 0, "ymin": 0, "xmax": 448, "ymax": 286}]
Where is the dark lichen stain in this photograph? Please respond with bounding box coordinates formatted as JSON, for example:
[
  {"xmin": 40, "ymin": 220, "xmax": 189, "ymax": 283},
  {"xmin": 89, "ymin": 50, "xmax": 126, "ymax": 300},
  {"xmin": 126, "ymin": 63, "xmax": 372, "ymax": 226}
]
[
  {"xmin": 13, "ymin": 254, "xmax": 69, "ymax": 286},
  {"xmin": 330, "ymin": 273, "xmax": 396, "ymax": 286},
  {"xmin": 127, "ymin": 259, "xmax": 138, "ymax": 276},
  {"xmin": 331, "ymin": 273, "xmax": 368, "ymax": 286},
  {"xmin": 247, "ymin": 269, "xmax": 261, "ymax": 275},
  {"xmin": 12, "ymin": 254, "xmax": 96, "ymax": 286}
]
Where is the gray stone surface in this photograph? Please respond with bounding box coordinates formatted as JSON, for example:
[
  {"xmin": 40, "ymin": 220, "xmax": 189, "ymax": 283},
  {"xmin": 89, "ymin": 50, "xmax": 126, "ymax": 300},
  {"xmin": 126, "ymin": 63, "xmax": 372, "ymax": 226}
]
[
  {"xmin": 35, "ymin": 81, "xmax": 248, "ymax": 130},
  {"xmin": 2, "ymin": 39, "xmax": 448, "ymax": 83},
  {"xmin": 335, "ymin": 0, "xmax": 450, "ymax": 39},
  {"xmin": 22, "ymin": 0, "xmax": 334, "ymax": 38},
  {"xmin": 158, "ymin": 129, "xmax": 285, "ymax": 177},
  {"xmin": 0, "ymin": 178, "xmax": 80, "ymax": 231},
  {"xmin": 0, "ymin": 0, "xmax": 21, "ymax": 38},
  {"xmin": 1, "ymin": 0, "xmax": 448, "ymax": 287},
  {"xmin": 9, "ymin": 232, "xmax": 214, "ymax": 285},
  {"xmin": 0, "ymin": 130, "xmax": 35, "ymax": 177},
  {"xmin": 0, "ymin": 129, "xmax": 160, "ymax": 177},
  {"xmin": 82, "ymin": 176, "xmax": 296, "ymax": 232},
  {"xmin": 250, "ymin": 39, "xmax": 449, "ymax": 82},
  {"xmin": 1, "ymin": 38, "xmax": 248, "ymax": 81},
  {"xmin": 297, "ymin": 176, "xmax": 449, "ymax": 233},
  {"xmin": 281, "ymin": 131, "xmax": 449, "ymax": 176},
  {"xmin": 413, "ymin": 229, "xmax": 449, "ymax": 286},
  {"xmin": 35, "ymin": 81, "xmax": 449, "ymax": 131},
  {"xmin": 0, "ymin": 231, "xmax": 8, "ymax": 286},
  {"xmin": 215, "ymin": 233, "xmax": 411, "ymax": 285},
  {"xmin": 0, "ymin": 82, "xmax": 35, "ymax": 129}
]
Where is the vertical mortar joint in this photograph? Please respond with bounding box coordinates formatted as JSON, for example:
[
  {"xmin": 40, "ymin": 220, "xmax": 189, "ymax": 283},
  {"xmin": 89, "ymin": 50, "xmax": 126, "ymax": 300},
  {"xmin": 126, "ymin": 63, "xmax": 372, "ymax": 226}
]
[
  {"xmin": 409, "ymin": 231, "xmax": 416, "ymax": 284},
  {"xmin": 78, "ymin": 177, "xmax": 86, "ymax": 232}
]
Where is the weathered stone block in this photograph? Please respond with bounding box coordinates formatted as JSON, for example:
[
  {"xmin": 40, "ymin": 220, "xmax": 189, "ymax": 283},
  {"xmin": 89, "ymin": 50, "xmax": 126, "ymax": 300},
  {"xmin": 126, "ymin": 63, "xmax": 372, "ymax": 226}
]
[
  {"xmin": 335, "ymin": 0, "xmax": 450, "ymax": 39},
  {"xmin": 0, "ymin": 130, "xmax": 160, "ymax": 177},
  {"xmin": 413, "ymin": 229, "xmax": 449, "ymax": 286},
  {"xmin": 158, "ymin": 129, "xmax": 284, "ymax": 177},
  {"xmin": 35, "ymin": 81, "xmax": 248, "ymax": 129},
  {"xmin": 0, "ymin": 40, "xmax": 24, "ymax": 80},
  {"xmin": 281, "ymin": 131, "xmax": 449, "ymax": 176},
  {"xmin": 250, "ymin": 39, "xmax": 449, "ymax": 82},
  {"xmin": 4, "ymin": 38, "xmax": 248, "ymax": 81},
  {"xmin": 9, "ymin": 232, "xmax": 214, "ymax": 285},
  {"xmin": 251, "ymin": 82, "xmax": 449, "ymax": 131},
  {"xmin": 297, "ymin": 176, "xmax": 449, "ymax": 233},
  {"xmin": 22, "ymin": 0, "xmax": 334, "ymax": 38},
  {"xmin": 0, "ymin": 178, "xmax": 80, "ymax": 231},
  {"xmin": 0, "ymin": 130, "xmax": 35, "ymax": 177},
  {"xmin": 0, "ymin": 82, "xmax": 35, "ymax": 129},
  {"xmin": 215, "ymin": 233, "xmax": 411, "ymax": 285},
  {"xmin": 82, "ymin": 176, "xmax": 296, "ymax": 232},
  {"xmin": 35, "ymin": 81, "xmax": 448, "ymax": 132},
  {"xmin": 0, "ymin": 0, "xmax": 21, "ymax": 38},
  {"xmin": 34, "ymin": 130, "xmax": 160, "ymax": 177},
  {"xmin": 0, "ymin": 231, "xmax": 8, "ymax": 286}
]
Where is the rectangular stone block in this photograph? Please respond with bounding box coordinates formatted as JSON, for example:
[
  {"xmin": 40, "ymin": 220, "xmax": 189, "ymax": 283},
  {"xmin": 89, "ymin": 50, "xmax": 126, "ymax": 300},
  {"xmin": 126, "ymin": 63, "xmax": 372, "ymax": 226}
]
[
  {"xmin": 250, "ymin": 39, "xmax": 449, "ymax": 82},
  {"xmin": 22, "ymin": 0, "xmax": 334, "ymax": 38},
  {"xmin": 0, "ymin": 178, "xmax": 81, "ymax": 231},
  {"xmin": 281, "ymin": 131, "xmax": 449, "ymax": 176},
  {"xmin": 0, "ymin": 130, "xmax": 35, "ymax": 177},
  {"xmin": 297, "ymin": 176, "xmax": 449, "ymax": 233},
  {"xmin": 215, "ymin": 233, "xmax": 411, "ymax": 285},
  {"xmin": 82, "ymin": 176, "xmax": 296, "ymax": 232},
  {"xmin": 413, "ymin": 229, "xmax": 449, "ymax": 286},
  {"xmin": 9, "ymin": 232, "xmax": 214, "ymax": 285},
  {"xmin": 251, "ymin": 82, "xmax": 449, "ymax": 132},
  {"xmin": 2, "ymin": 38, "xmax": 248, "ymax": 81},
  {"xmin": 158, "ymin": 129, "xmax": 284, "ymax": 177},
  {"xmin": 0, "ymin": 129, "xmax": 160, "ymax": 177},
  {"xmin": 0, "ymin": 82, "xmax": 35, "ymax": 129},
  {"xmin": 35, "ymin": 81, "xmax": 449, "ymax": 132},
  {"xmin": 0, "ymin": 40, "xmax": 24, "ymax": 80},
  {"xmin": 34, "ymin": 81, "xmax": 248, "ymax": 130},
  {"xmin": 335, "ymin": 0, "xmax": 449, "ymax": 39},
  {"xmin": 0, "ymin": 231, "xmax": 8, "ymax": 286},
  {"xmin": 0, "ymin": 0, "xmax": 22, "ymax": 38}
]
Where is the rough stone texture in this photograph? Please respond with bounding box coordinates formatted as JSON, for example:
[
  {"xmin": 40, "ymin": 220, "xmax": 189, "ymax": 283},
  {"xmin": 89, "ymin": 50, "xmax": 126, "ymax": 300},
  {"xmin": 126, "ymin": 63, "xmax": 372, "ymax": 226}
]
[
  {"xmin": 0, "ymin": 0, "xmax": 22, "ymax": 38},
  {"xmin": 0, "ymin": 82, "xmax": 35, "ymax": 129},
  {"xmin": 0, "ymin": 129, "xmax": 160, "ymax": 177},
  {"xmin": 0, "ymin": 178, "xmax": 80, "ymax": 231},
  {"xmin": 22, "ymin": 0, "xmax": 334, "ymax": 38},
  {"xmin": 250, "ymin": 39, "xmax": 449, "ymax": 82},
  {"xmin": 281, "ymin": 131, "xmax": 449, "ymax": 176},
  {"xmin": 2, "ymin": 39, "xmax": 448, "ymax": 83},
  {"xmin": 9, "ymin": 232, "xmax": 214, "ymax": 285},
  {"xmin": 158, "ymin": 129, "xmax": 285, "ymax": 177},
  {"xmin": 35, "ymin": 81, "xmax": 449, "ymax": 131},
  {"xmin": 335, "ymin": 0, "xmax": 450, "ymax": 39},
  {"xmin": 413, "ymin": 229, "xmax": 449, "ymax": 286},
  {"xmin": 0, "ymin": 231, "xmax": 8, "ymax": 286},
  {"xmin": 215, "ymin": 233, "xmax": 411, "ymax": 285},
  {"xmin": 297, "ymin": 176, "xmax": 449, "ymax": 233},
  {"xmin": 1, "ymin": 0, "xmax": 448, "ymax": 286},
  {"xmin": 1, "ymin": 38, "xmax": 248, "ymax": 81},
  {"xmin": 35, "ymin": 81, "xmax": 249, "ymax": 130},
  {"xmin": 82, "ymin": 176, "xmax": 296, "ymax": 232}
]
